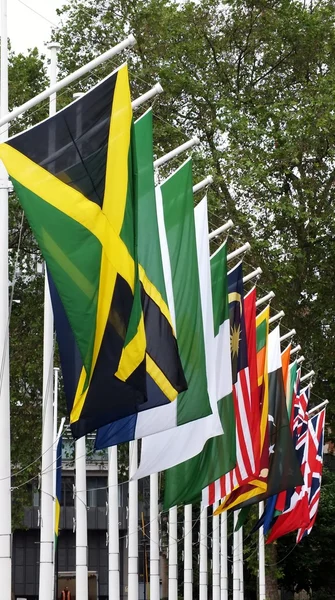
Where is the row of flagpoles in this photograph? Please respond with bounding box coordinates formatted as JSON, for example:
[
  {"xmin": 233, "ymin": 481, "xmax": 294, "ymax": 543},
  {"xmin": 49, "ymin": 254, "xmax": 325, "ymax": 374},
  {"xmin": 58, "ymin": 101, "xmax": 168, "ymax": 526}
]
[
  {"xmin": 0, "ymin": 2, "xmax": 139, "ymax": 594},
  {"xmin": 0, "ymin": 1, "xmax": 328, "ymax": 597}
]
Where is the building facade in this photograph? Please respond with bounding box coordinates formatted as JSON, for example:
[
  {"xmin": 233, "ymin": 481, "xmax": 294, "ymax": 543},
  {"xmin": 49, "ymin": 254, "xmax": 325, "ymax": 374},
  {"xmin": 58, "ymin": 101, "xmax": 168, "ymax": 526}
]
[{"xmin": 12, "ymin": 437, "xmax": 151, "ymax": 600}]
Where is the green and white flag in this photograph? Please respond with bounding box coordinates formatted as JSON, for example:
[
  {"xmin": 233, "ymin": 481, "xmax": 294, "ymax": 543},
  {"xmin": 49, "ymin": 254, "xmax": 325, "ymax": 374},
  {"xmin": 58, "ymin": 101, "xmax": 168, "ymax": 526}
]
[
  {"xmin": 126, "ymin": 159, "xmax": 214, "ymax": 460},
  {"xmin": 162, "ymin": 241, "xmax": 237, "ymax": 509},
  {"xmin": 134, "ymin": 195, "xmax": 233, "ymax": 479}
]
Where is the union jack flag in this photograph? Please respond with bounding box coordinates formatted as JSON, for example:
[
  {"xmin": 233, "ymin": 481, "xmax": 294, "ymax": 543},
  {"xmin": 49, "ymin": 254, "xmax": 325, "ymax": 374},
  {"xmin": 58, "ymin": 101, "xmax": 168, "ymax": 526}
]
[
  {"xmin": 287, "ymin": 386, "xmax": 311, "ymax": 508},
  {"xmin": 296, "ymin": 408, "xmax": 325, "ymax": 543},
  {"xmin": 266, "ymin": 392, "xmax": 311, "ymax": 544},
  {"xmin": 281, "ymin": 386, "xmax": 314, "ymax": 515},
  {"xmin": 292, "ymin": 385, "xmax": 310, "ymax": 450}
]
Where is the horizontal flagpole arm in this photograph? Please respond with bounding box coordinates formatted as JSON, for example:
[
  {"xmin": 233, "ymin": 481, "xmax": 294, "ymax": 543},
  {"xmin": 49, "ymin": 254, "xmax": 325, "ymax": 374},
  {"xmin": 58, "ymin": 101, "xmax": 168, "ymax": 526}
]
[
  {"xmin": 75, "ymin": 83, "xmax": 162, "ymax": 109},
  {"xmin": 154, "ymin": 137, "xmax": 199, "ymax": 168},
  {"xmin": 193, "ymin": 175, "xmax": 213, "ymax": 194},
  {"xmin": 256, "ymin": 291, "xmax": 275, "ymax": 307},
  {"xmin": 56, "ymin": 417, "xmax": 66, "ymax": 444},
  {"xmin": 307, "ymin": 399, "xmax": 328, "ymax": 416},
  {"xmin": 132, "ymin": 83, "xmax": 163, "ymax": 109},
  {"xmin": 297, "ymin": 355, "xmax": 305, "ymax": 364},
  {"xmin": 227, "ymin": 242, "xmax": 251, "ymax": 262},
  {"xmin": 208, "ymin": 219, "xmax": 234, "ymax": 240},
  {"xmin": 0, "ymin": 35, "xmax": 136, "ymax": 129},
  {"xmin": 281, "ymin": 330, "xmax": 296, "ymax": 343},
  {"xmin": 243, "ymin": 267, "xmax": 262, "ymax": 284},
  {"xmin": 290, "ymin": 343, "xmax": 301, "ymax": 355},
  {"xmin": 300, "ymin": 370, "xmax": 315, "ymax": 383},
  {"xmin": 269, "ymin": 310, "xmax": 285, "ymax": 324}
]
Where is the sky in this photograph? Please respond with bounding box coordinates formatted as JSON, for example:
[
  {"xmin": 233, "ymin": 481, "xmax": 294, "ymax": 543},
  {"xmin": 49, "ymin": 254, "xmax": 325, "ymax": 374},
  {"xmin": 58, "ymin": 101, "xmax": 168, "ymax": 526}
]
[{"xmin": 8, "ymin": 0, "xmax": 65, "ymax": 54}]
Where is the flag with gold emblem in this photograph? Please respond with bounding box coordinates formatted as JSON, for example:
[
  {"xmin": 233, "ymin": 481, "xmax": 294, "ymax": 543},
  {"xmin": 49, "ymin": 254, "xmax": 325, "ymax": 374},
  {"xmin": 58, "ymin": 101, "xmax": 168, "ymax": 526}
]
[{"xmin": 202, "ymin": 262, "xmax": 256, "ymax": 509}]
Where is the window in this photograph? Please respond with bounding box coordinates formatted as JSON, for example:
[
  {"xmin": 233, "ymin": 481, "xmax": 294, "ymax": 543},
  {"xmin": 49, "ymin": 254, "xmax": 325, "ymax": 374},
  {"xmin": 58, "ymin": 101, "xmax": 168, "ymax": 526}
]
[
  {"xmin": 32, "ymin": 485, "xmax": 39, "ymax": 507},
  {"xmin": 87, "ymin": 476, "xmax": 107, "ymax": 508},
  {"xmin": 61, "ymin": 477, "xmax": 74, "ymax": 507}
]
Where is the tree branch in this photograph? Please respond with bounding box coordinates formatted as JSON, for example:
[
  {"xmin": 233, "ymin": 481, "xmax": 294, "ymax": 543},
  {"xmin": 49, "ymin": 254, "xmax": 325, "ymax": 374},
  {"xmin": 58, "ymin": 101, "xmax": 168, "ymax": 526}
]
[{"xmin": 251, "ymin": 48, "xmax": 295, "ymax": 87}]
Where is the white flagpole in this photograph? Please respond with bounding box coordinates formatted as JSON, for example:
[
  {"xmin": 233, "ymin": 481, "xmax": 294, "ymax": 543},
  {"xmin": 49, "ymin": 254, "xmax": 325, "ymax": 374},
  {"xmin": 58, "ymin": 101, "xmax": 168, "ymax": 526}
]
[
  {"xmin": 232, "ymin": 512, "xmax": 240, "ymax": 600},
  {"xmin": 52, "ymin": 367, "xmax": 60, "ymax": 496},
  {"xmin": 52, "ymin": 366, "xmax": 59, "ymax": 600},
  {"xmin": 193, "ymin": 175, "xmax": 213, "ymax": 194},
  {"xmin": 300, "ymin": 370, "xmax": 315, "ymax": 383},
  {"xmin": 220, "ymin": 511, "xmax": 228, "ymax": 600},
  {"xmin": 132, "ymin": 83, "xmax": 163, "ymax": 109},
  {"xmin": 227, "ymin": 243, "xmax": 251, "ymax": 262},
  {"xmin": 0, "ymin": 36, "xmax": 137, "ymax": 129},
  {"xmin": 199, "ymin": 506, "xmax": 208, "ymax": 600},
  {"xmin": 243, "ymin": 267, "xmax": 262, "ymax": 284},
  {"xmin": 39, "ymin": 41, "xmax": 59, "ymax": 600},
  {"xmin": 307, "ymin": 399, "xmax": 329, "ymax": 416},
  {"xmin": 268, "ymin": 310, "xmax": 285, "ymax": 325},
  {"xmin": 128, "ymin": 441, "xmax": 138, "ymax": 600},
  {"xmin": 154, "ymin": 138, "xmax": 199, "ymax": 169},
  {"xmin": 184, "ymin": 504, "xmax": 193, "ymax": 600},
  {"xmin": 238, "ymin": 525, "xmax": 244, "ymax": 600},
  {"xmin": 212, "ymin": 503, "xmax": 220, "ymax": 600},
  {"xmin": 150, "ymin": 472, "xmax": 160, "ymax": 599},
  {"xmin": 168, "ymin": 506, "xmax": 178, "ymax": 600},
  {"xmin": 255, "ymin": 291, "xmax": 275, "ymax": 307},
  {"xmin": 108, "ymin": 446, "xmax": 120, "ymax": 600},
  {"xmin": 280, "ymin": 330, "xmax": 296, "ymax": 344},
  {"xmin": 208, "ymin": 219, "xmax": 234, "ymax": 240},
  {"xmin": 75, "ymin": 436, "xmax": 88, "ymax": 599},
  {"xmin": 258, "ymin": 502, "xmax": 266, "ymax": 600},
  {"xmin": 0, "ymin": 0, "xmax": 11, "ymax": 596}
]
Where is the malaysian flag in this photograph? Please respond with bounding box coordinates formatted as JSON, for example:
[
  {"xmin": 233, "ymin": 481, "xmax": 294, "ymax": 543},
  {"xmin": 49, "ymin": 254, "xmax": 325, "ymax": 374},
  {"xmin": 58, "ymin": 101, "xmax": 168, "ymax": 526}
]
[
  {"xmin": 202, "ymin": 265, "xmax": 257, "ymax": 506},
  {"xmin": 202, "ymin": 276, "xmax": 264, "ymax": 514},
  {"xmin": 296, "ymin": 408, "xmax": 325, "ymax": 543}
]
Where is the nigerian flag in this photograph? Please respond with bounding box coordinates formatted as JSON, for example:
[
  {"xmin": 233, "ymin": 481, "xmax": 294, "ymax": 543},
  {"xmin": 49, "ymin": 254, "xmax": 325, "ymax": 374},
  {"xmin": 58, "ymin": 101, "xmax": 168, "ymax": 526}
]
[
  {"xmin": 132, "ymin": 172, "xmax": 217, "ymax": 478},
  {"xmin": 134, "ymin": 200, "xmax": 235, "ymax": 493},
  {"xmin": 161, "ymin": 237, "xmax": 236, "ymax": 508}
]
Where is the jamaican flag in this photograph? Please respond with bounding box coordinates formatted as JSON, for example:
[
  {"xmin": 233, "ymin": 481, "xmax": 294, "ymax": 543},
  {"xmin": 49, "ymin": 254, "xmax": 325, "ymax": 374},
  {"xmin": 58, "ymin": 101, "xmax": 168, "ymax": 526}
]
[{"xmin": 1, "ymin": 64, "xmax": 186, "ymax": 437}]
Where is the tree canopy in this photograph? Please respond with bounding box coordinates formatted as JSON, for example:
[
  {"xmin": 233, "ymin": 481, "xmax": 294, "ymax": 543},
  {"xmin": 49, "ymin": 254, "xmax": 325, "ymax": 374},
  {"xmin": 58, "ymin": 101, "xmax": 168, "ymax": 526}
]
[{"xmin": 54, "ymin": 0, "xmax": 335, "ymax": 421}]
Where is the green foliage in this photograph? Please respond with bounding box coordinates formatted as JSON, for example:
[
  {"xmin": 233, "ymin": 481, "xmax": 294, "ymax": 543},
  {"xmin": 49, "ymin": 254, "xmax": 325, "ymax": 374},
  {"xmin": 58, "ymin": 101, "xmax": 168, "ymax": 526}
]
[
  {"xmin": 8, "ymin": 47, "xmax": 48, "ymax": 134},
  {"xmin": 53, "ymin": 0, "xmax": 335, "ymax": 426},
  {"xmin": 8, "ymin": 48, "xmax": 48, "ymax": 528}
]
